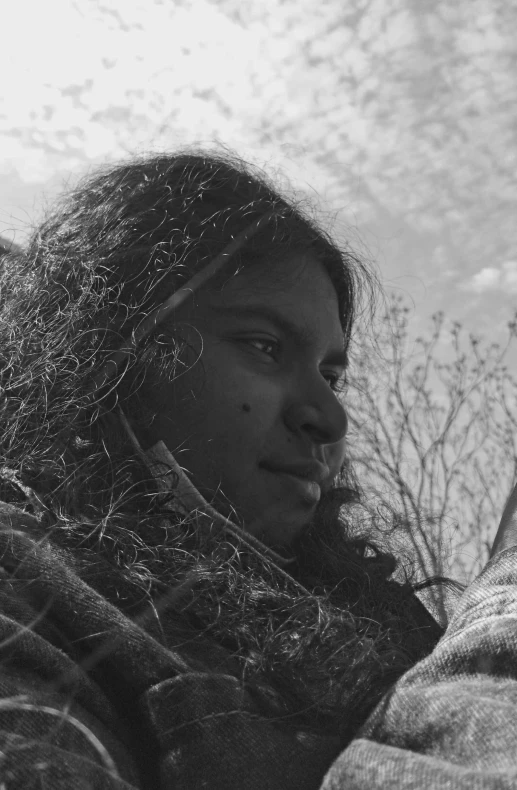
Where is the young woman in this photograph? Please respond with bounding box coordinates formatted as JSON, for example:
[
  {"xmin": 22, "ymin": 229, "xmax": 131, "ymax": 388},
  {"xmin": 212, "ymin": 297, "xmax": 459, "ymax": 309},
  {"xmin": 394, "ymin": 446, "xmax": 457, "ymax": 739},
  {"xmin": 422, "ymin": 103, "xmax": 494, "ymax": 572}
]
[{"xmin": 0, "ymin": 152, "xmax": 516, "ymax": 789}]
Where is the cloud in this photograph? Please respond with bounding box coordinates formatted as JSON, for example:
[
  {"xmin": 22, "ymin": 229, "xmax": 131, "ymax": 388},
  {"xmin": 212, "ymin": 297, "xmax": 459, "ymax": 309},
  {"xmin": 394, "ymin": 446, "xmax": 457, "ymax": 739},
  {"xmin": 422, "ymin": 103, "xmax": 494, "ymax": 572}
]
[
  {"xmin": 502, "ymin": 260, "xmax": 517, "ymax": 290},
  {"xmin": 464, "ymin": 261, "xmax": 517, "ymax": 294}
]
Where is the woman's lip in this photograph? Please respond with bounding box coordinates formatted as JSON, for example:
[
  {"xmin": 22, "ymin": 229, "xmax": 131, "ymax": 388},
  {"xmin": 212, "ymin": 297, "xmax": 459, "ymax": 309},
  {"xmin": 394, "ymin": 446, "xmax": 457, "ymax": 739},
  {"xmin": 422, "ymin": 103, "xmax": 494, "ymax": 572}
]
[{"xmin": 263, "ymin": 467, "xmax": 322, "ymax": 504}]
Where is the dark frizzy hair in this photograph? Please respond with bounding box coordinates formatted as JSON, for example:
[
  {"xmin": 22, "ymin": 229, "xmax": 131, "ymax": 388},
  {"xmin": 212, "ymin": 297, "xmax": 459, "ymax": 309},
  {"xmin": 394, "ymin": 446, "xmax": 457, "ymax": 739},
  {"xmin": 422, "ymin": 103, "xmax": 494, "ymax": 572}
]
[{"xmin": 0, "ymin": 150, "xmax": 444, "ymax": 740}]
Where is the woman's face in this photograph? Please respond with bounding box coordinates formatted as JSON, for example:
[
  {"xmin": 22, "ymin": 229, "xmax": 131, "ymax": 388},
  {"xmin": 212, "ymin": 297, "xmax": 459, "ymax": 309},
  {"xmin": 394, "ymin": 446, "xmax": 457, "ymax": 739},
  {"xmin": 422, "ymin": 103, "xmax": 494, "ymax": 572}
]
[{"xmin": 138, "ymin": 253, "xmax": 349, "ymax": 548}]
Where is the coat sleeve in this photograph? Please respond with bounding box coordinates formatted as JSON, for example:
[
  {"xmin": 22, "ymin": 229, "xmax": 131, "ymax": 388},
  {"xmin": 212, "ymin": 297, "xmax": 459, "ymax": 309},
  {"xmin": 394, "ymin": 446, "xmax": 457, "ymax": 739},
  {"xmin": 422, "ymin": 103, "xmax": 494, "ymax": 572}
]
[
  {"xmin": 0, "ymin": 623, "xmax": 141, "ymax": 790},
  {"xmin": 321, "ymin": 546, "xmax": 517, "ymax": 789}
]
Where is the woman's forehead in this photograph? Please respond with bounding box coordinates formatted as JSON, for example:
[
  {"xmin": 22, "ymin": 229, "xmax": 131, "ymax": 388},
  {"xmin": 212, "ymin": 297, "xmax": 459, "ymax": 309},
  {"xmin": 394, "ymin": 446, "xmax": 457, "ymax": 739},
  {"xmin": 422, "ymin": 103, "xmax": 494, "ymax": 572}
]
[
  {"xmin": 188, "ymin": 253, "xmax": 345, "ymax": 351},
  {"xmin": 201, "ymin": 253, "xmax": 338, "ymax": 309}
]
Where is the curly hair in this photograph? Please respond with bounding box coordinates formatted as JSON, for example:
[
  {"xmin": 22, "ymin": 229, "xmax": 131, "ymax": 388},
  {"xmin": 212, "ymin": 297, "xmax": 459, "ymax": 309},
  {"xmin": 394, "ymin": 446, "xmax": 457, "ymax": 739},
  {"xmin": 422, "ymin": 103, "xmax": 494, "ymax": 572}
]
[{"xmin": 0, "ymin": 150, "xmax": 441, "ymax": 742}]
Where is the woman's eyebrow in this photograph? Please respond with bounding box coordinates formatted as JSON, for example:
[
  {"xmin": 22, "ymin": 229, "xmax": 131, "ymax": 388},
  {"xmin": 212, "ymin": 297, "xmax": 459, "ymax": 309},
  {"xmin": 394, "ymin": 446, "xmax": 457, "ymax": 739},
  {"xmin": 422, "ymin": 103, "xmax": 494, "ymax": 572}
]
[{"xmin": 208, "ymin": 304, "xmax": 348, "ymax": 368}]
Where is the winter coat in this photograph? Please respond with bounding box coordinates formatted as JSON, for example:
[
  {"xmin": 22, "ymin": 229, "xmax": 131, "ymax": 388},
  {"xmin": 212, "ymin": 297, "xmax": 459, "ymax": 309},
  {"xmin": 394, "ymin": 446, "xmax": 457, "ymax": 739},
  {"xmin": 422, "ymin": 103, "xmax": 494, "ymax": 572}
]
[{"xmin": 0, "ymin": 500, "xmax": 514, "ymax": 789}]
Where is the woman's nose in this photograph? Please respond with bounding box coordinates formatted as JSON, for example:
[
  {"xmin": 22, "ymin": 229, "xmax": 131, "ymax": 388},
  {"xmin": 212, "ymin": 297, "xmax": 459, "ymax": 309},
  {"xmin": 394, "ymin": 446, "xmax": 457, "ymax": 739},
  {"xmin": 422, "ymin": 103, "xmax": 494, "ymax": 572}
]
[{"xmin": 284, "ymin": 381, "xmax": 348, "ymax": 447}]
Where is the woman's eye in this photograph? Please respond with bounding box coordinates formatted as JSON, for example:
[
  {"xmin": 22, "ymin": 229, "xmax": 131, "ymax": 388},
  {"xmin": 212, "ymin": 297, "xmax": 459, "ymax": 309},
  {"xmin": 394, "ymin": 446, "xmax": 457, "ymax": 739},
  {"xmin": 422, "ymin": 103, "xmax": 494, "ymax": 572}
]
[
  {"xmin": 323, "ymin": 371, "xmax": 346, "ymax": 392},
  {"xmin": 245, "ymin": 338, "xmax": 279, "ymax": 357}
]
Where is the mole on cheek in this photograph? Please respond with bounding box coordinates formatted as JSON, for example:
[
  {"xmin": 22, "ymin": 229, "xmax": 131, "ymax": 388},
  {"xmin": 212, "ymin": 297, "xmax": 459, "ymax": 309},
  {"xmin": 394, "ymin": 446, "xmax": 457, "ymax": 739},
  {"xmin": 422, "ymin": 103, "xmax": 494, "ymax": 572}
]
[{"xmin": 241, "ymin": 403, "xmax": 251, "ymax": 413}]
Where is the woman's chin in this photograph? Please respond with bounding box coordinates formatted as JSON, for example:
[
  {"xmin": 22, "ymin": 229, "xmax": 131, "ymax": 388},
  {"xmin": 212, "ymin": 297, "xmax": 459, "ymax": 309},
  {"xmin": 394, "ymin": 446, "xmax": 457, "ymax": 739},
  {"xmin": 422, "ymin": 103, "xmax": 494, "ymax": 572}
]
[{"xmin": 244, "ymin": 504, "xmax": 314, "ymax": 549}]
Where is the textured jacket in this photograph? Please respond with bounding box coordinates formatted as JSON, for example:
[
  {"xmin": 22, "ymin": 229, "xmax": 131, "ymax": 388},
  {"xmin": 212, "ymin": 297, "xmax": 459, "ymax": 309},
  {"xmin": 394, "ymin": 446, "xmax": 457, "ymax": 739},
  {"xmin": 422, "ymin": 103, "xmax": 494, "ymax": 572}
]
[{"xmin": 1, "ymin": 501, "xmax": 514, "ymax": 789}]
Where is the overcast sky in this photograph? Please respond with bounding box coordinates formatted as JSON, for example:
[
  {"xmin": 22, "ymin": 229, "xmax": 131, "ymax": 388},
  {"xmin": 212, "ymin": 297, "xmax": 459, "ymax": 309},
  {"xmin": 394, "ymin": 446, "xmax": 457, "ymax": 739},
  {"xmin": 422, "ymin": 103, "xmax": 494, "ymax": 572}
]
[{"xmin": 2, "ymin": 0, "xmax": 516, "ymax": 346}]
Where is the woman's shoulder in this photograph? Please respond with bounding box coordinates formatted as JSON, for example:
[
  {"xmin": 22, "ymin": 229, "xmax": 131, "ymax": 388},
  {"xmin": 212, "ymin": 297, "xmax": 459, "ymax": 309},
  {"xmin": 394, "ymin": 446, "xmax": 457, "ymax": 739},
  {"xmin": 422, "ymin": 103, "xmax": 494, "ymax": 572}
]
[{"xmin": 0, "ymin": 501, "xmax": 142, "ymax": 787}]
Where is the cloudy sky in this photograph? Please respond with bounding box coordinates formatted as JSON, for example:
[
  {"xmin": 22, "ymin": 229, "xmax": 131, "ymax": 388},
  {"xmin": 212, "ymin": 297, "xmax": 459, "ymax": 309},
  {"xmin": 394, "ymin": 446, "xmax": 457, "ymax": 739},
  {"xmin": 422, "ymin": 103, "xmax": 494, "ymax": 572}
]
[{"xmin": 2, "ymin": 0, "xmax": 516, "ymax": 344}]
